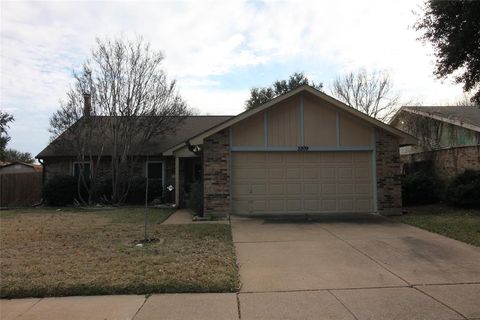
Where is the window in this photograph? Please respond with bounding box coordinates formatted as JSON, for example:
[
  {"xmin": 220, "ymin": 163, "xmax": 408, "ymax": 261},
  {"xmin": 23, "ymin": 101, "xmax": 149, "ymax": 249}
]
[
  {"xmin": 73, "ymin": 162, "xmax": 91, "ymax": 179},
  {"xmin": 146, "ymin": 161, "xmax": 164, "ymax": 185}
]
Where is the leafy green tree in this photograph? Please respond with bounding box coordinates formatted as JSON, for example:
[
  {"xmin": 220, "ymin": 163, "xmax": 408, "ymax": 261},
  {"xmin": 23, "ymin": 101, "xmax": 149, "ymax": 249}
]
[
  {"xmin": 415, "ymin": 1, "xmax": 480, "ymax": 104},
  {"xmin": 0, "ymin": 110, "xmax": 35, "ymax": 163},
  {"xmin": 245, "ymin": 72, "xmax": 322, "ymax": 110},
  {"xmin": 0, "ymin": 110, "xmax": 14, "ymax": 161},
  {"xmin": 3, "ymin": 149, "xmax": 34, "ymax": 163}
]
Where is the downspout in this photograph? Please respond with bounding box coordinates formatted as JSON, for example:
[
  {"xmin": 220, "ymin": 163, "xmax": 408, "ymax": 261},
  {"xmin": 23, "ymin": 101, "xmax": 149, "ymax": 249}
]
[
  {"xmin": 38, "ymin": 158, "xmax": 45, "ymax": 185},
  {"xmin": 34, "ymin": 158, "xmax": 46, "ymax": 207}
]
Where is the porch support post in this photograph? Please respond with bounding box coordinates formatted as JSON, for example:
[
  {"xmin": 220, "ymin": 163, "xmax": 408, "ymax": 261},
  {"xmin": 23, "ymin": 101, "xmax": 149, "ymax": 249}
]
[{"xmin": 175, "ymin": 156, "xmax": 180, "ymax": 207}]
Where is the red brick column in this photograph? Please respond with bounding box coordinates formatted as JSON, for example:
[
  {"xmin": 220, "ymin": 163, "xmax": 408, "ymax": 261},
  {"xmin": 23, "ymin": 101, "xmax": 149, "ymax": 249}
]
[
  {"xmin": 203, "ymin": 130, "xmax": 230, "ymax": 216},
  {"xmin": 375, "ymin": 129, "xmax": 402, "ymax": 215}
]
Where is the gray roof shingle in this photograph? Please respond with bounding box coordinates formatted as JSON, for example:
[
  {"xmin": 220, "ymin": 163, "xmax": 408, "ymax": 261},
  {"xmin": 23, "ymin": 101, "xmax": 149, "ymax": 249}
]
[
  {"xmin": 36, "ymin": 115, "xmax": 233, "ymax": 158},
  {"xmin": 402, "ymin": 106, "xmax": 480, "ymax": 131}
]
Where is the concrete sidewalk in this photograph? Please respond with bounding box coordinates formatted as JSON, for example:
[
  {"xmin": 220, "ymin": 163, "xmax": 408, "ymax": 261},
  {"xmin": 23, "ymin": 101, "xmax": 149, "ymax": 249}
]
[
  {"xmin": 1, "ymin": 294, "xmax": 238, "ymax": 320},
  {"xmin": 3, "ymin": 286, "xmax": 479, "ymax": 320}
]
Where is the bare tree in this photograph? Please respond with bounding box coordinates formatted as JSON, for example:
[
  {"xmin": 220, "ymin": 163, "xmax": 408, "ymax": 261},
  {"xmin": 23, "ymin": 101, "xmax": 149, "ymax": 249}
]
[
  {"xmin": 454, "ymin": 95, "xmax": 478, "ymax": 107},
  {"xmin": 331, "ymin": 69, "xmax": 401, "ymax": 122},
  {"xmin": 50, "ymin": 37, "xmax": 190, "ymax": 204}
]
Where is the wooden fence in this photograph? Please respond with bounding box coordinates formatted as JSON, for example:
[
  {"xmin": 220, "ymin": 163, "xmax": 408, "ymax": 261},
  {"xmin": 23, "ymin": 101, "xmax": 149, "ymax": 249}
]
[{"xmin": 0, "ymin": 172, "xmax": 42, "ymax": 207}]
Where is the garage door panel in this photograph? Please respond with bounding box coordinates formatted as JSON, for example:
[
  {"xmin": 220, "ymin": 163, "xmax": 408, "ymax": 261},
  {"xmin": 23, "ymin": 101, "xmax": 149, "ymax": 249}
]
[
  {"xmin": 233, "ymin": 200, "xmax": 250, "ymax": 212},
  {"xmin": 286, "ymin": 168, "xmax": 301, "ymax": 178},
  {"xmin": 322, "ymin": 199, "xmax": 337, "ymax": 211},
  {"xmin": 304, "ymin": 199, "xmax": 319, "ymax": 211},
  {"xmin": 303, "ymin": 167, "xmax": 319, "ymax": 179},
  {"xmin": 285, "ymin": 153, "xmax": 304, "ymax": 163},
  {"xmin": 286, "ymin": 199, "xmax": 302, "ymax": 211},
  {"xmin": 268, "ymin": 168, "xmax": 285, "ymax": 179},
  {"xmin": 355, "ymin": 167, "xmax": 370, "ymax": 179},
  {"xmin": 266, "ymin": 153, "xmax": 284, "ymax": 163},
  {"xmin": 233, "ymin": 184, "xmax": 251, "ymax": 196},
  {"xmin": 354, "ymin": 152, "xmax": 371, "ymax": 162},
  {"xmin": 286, "ymin": 183, "xmax": 302, "ymax": 194},
  {"xmin": 357, "ymin": 199, "xmax": 372, "ymax": 211},
  {"xmin": 252, "ymin": 200, "xmax": 267, "ymax": 211},
  {"xmin": 251, "ymin": 184, "xmax": 266, "ymax": 195},
  {"xmin": 338, "ymin": 199, "xmax": 354, "ymax": 211},
  {"xmin": 338, "ymin": 167, "xmax": 354, "ymax": 179},
  {"xmin": 356, "ymin": 183, "xmax": 371, "ymax": 194},
  {"xmin": 322, "ymin": 183, "xmax": 336, "ymax": 194},
  {"xmin": 269, "ymin": 184, "xmax": 285, "ymax": 195},
  {"xmin": 320, "ymin": 153, "xmax": 337, "ymax": 163},
  {"xmin": 321, "ymin": 167, "xmax": 335, "ymax": 178},
  {"xmin": 303, "ymin": 183, "xmax": 318, "ymax": 194},
  {"xmin": 268, "ymin": 199, "xmax": 285, "ymax": 211},
  {"xmin": 232, "ymin": 151, "xmax": 373, "ymax": 214},
  {"xmin": 336, "ymin": 152, "xmax": 354, "ymax": 163},
  {"xmin": 338, "ymin": 183, "xmax": 354, "ymax": 194}
]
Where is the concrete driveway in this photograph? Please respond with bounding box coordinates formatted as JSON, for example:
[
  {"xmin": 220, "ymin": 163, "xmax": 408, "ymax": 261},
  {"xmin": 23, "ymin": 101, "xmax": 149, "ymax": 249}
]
[{"xmin": 232, "ymin": 213, "xmax": 480, "ymax": 320}]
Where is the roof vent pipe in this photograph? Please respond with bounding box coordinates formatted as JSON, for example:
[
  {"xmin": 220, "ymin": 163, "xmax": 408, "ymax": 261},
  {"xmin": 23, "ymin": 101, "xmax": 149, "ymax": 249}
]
[{"xmin": 83, "ymin": 93, "xmax": 91, "ymax": 117}]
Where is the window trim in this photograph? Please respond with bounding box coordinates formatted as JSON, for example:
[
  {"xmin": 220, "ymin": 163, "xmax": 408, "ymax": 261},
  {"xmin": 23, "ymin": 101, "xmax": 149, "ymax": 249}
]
[
  {"xmin": 145, "ymin": 160, "xmax": 165, "ymax": 188},
  {"xmin": 72, "ymin": 161, "xmax": 92, "ymax": 178}
]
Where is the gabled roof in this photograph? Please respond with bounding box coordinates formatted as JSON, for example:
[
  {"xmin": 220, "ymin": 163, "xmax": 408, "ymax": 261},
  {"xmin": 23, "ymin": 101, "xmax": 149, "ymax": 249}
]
[
  {"xmin": 36, "ymin": 116, "xmax": 233, "ymax": 158},
  {"xmin": 390, "ymin": 106, "xmax": 480, "ymax": 132},
  {"xmin": 164, "ymin": 85, "xmax": 416, "ymax": 155},
  {"xmin": 0, "ymin": 161, "xmax": 42, "ymax": 172}
]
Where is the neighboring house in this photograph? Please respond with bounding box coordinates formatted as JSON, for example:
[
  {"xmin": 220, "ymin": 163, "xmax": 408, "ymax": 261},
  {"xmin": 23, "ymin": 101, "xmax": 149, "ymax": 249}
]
[
  {"xmin": 37, "ymin": 85, "xmax": 415, "ymax": 216},
  {"xmin": 0, "ymin": 161, "xmax": 42, "ymax": 175},
  {"xmin": 390, "ymin": 106, "xmax": 480, "ymax": 180}
]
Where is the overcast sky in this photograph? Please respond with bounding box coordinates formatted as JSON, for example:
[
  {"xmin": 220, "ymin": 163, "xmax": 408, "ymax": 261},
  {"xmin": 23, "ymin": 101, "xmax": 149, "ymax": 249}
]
[{"xmin": 1, "ymin": 0, "xmax": 465, "ymax": 156}]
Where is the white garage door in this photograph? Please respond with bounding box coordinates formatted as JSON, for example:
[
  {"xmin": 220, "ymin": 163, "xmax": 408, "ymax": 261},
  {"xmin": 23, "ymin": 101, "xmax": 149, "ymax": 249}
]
[{"xmin": 231, "ymin": 151, "xmax": 374, "ymax": 214}]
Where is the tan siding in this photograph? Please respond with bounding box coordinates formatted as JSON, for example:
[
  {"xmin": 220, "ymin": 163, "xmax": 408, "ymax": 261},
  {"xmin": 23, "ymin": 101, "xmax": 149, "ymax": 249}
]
[
  {"xmin": 267, "ymin": 96, "xmax": 301, "ymax": 146},
  {"xmin": 339, "ymin": 114, "xmax": 373, "ymax": 146},
  {"xmin": 303, "ymin": 96, "xmax": 337, "ymax": 146},
  {"xmin": 231, "ymin": 112, "xmax": 264, "ymax": 146},
  {"xmin": 232, "ymin": 151, "xmax": 373, "ymax": 214}
]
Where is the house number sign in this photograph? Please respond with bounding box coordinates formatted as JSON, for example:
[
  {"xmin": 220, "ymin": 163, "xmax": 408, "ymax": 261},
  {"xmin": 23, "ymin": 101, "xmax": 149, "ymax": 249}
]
[{"xmin": 297, "ymin": 146, "xmax": 309, "ymax": 152}]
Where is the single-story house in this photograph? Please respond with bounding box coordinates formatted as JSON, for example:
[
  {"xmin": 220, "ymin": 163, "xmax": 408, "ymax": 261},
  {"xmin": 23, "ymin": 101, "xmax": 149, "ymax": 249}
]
[
  {"xmin": 37, "ymin": 85, "xmax": 416, "ymax": 216},
  {"xmin": 390, "ymin": 106, "xmax": 480, "ymax": 180},
  {"xmin": 0, "ymin": 161, "xmax": 43, "ymax": 175}
]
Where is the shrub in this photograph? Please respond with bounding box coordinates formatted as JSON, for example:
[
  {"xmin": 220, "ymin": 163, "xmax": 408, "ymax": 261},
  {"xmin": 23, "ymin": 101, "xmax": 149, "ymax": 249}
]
[
  {"xmin": 186, "ymin": 181, "xmax": 203, "ymax": 216},
  {"xmin": 126, "ymin": 176, "xmax": 163, "ymax": 204},
  {"xmin": 43, "ymin": 175, "xmax": 78, "ymax": 206},
  {"xmin": 445, "ymin": 170, "xmax": 480, "ymax": 208},
  {"xmin": 91, "ymin": 175, "xmax": 113, "ymax": 203},
  {"xmin": 402, "ymin": 171, "xmax": 441, "ymax": 206}
]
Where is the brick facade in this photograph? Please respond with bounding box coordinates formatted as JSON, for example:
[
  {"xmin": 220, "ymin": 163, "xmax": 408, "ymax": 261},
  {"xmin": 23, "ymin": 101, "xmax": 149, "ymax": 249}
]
[
  {"xmin": 43, "ymin": 156, "xmax": 175, "ymax": 187},
  {"xmin": 43, "ymin": 157, "xmax": 73, "ymax": 180},
  {"xmin": 375, "ymin": 129, "xmax": 402, "ymax": 216},
  {"xmin": 401, "ymin": 145, "xmax": 480, "ymax": 181},
  {"xmin": 203, "ymin": 130, "xmax": 230, "ymax": 216}
]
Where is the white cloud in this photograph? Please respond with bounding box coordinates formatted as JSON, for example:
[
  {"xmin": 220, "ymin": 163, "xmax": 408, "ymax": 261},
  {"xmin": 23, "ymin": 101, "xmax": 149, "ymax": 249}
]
[{"xmin": 0, "ymin": 0, "xmax": 466, "ymax": 155}]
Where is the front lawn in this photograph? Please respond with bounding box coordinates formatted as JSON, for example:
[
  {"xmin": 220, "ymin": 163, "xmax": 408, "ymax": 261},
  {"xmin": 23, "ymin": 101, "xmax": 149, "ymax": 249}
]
[
  {"xmin": 392, "ymin": 205, "xmax": 480, "ymax": 247},
  {"xmin": 0, "ymin": 207, "xmax": 239, "ymax": 298}
]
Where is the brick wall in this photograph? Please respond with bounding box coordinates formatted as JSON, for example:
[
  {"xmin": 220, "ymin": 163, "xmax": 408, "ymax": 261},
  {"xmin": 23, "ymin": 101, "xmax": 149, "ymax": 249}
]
[
  {"xmin": 43, "ymin": 156, "xmax": 175, "ymax": 183},
  {"xmin": 43, "ymin": 157, "xmax": 72, "ymax": 180},
  {"xmin": 401, "ymin": 145, "xmax": 480, "ymax": 181},
  {"xmin": 203, "ymin": 130, "xmax": 230, "ymax": 216},
  {"xmin": 375, "ymin": 129, "xmax": 402, "ymax": 215}
]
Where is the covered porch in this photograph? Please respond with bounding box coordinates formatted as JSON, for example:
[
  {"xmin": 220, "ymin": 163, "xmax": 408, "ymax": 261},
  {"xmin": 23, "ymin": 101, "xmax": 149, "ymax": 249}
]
[{"xmin": 170, "ymin": 145, "xmax": 203, "ymax": 213}]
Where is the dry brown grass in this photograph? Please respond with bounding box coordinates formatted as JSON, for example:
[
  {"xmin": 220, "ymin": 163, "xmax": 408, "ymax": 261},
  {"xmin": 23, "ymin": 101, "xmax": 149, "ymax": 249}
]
[{"xmin": 0, "ymin": 207, "xmax": 238, "ymax": 298}]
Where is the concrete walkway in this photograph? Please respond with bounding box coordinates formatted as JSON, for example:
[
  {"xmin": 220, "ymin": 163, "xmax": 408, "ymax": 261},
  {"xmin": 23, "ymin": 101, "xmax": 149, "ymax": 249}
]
[
  {"xmin": 2, "ymin": 213, "xmax": 480, "ymax": 319},
  {"xmin": 162, "ymin": 209, "xmax": 229, "ymax": 225}
]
